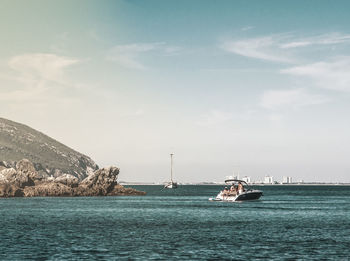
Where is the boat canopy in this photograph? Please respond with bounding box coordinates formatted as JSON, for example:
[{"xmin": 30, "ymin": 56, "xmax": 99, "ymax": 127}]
[{"xmin": 224, "ymin": 179, "xmax": 248, "ymax": 185}]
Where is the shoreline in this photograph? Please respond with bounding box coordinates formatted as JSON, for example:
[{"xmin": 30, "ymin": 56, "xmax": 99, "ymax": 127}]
[{"xmin": 122, "ymin": 183, "xmax": 350, "ymax": 186}]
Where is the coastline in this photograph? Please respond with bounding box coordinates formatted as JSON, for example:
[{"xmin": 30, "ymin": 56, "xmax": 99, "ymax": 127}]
[{"xmin": 122, "ymin": 182, "xmax": 350, "ymax": 186}]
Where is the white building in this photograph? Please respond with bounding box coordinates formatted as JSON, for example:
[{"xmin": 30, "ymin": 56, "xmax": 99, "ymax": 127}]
[
  {"xmin": 282, "ymin": 176, "xmax": 292, "ymax": 184},
  {"xmin": 226, "ymin": 169, "xmax": 240, "ymax": 181},
  {"xmin": 264, "ymin": 176, "xmax": 273, "ymax": 184},
  {"xmin": 242, "ymin": 176, "xmax": 251, "ymax": 184},
  {"xmin": 225, "ymin": 175, "xmax": 238, "ymax": 180}
]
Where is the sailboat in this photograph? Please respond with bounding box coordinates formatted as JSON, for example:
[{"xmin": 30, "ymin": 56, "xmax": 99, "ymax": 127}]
[{"xmin": 164, "ymin": 153, "xmax": 178, "ymax": 189}]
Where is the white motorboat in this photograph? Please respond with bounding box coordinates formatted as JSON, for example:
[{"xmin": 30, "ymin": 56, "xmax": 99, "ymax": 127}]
[
  {"xmin": 164, "ymin": 153, "xmax": 178, "ymax": 189},
  {"xmin": 209, "ymin": 179, "xmax": 262, "ymax": 202}
]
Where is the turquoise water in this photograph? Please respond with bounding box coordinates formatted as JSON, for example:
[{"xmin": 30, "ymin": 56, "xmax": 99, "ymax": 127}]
[{"xmin": 1, "ymin": 185, "xmax": 349, "ymax": 260}]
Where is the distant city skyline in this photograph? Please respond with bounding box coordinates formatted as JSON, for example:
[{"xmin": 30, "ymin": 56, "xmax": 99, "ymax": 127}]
[{"xmin": 1, "ymin": 0, "xmax": 350, "ymax": 183}]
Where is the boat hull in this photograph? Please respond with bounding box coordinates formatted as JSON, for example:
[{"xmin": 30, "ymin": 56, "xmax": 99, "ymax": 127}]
[
  {"xmin": 235, "ymin": 191, "xmax": 262, "ymax": 201},
  {"xmin": 209, "ymin": 190, "xmax": 263, "ymax": 202},
  {"xmin": 164, "ymin": 182, "xmax": 178, "ymax": 189}
]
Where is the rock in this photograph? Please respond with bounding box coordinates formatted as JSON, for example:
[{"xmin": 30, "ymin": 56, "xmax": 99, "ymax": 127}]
[
  {"xmin": 23, "ymin": 182, "xmax": 73, "ymax": 197},
  {"xmin": 52, "ymin": 169, "xmax": 63, "ymax": 178},
  {"xmin": 32, "ymin": 163, "xmax": 50, "ymax": 182},
  {"xmin": 0, "ymin": 161, "xmax": 10, "ymax": 168},
  {"xmin": 81, "ymin": 167, "xmax": 119, "ymax": 187},
  {"xmin": 86, "ymin": 166, "xmax": 95, "ymax": 177},
  {"xmin": 0, "ymin": 173, "xmax": 8, "ymax": 183},
  {"xmin": 47, "ymin": 175, "xmax": 55, "ymax": 182},
  {"xmin": 78, "ymin": 167, "xmax": 119, "ymax": 195},
  {"xmin": 11, "ymin": 172, "xmax": 34, "ymax": 188},
  {"xmin": 0, "ymin": 183, "xmax": 24, "ymax": 197},
  {"xmin": 0, "ymin": 168, "xmax": 16, "ymax": 180},
  {"xmin": 0, "ymin": 167, "xmax": 33, "ymax": 188},
  {"xmin": 16, "ymin": 159, "xmax": 36, "ymax": 173},
  {"xmin": 16, "ymin": 159, "xmax": 42, "ymax": 183},
  {"xmin": 0, "ymin": 161, "xmax": 45, "ymax": 187},
  {"xmin": 55, "ymin": 174, "xmax": 79, "ymax": 187},
  {"xmin": 0, "ymin": 158, "xmax": 145, "ymax": 197},
  {"xmin": 33, "ymin": 162, "xmax": 49, "ymax": 174},
  {"xmin": 74, "ymin": 167, "xmax": 146, "ymax": 196},
  {"xmin": 35, "ymin": 171, "xmax": 50, "ymax": 184},
  {"xmin": 108, "ymin": 184, "xmax": 146, "ymax": 196}
]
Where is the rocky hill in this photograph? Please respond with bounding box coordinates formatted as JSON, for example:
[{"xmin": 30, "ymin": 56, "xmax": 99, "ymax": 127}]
[
  {"xmin": 0, "ymin": 117, "xmax": 98, "ymax": 180},
  {"xmin": 0, "ymin": 159, "xmax": 145, "ymax": 197}
]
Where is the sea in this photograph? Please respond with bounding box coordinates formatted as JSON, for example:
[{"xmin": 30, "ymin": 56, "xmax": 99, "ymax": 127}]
[{"xmin": 1, "ymin": 185, "xmax": 349, "ymax": 260}]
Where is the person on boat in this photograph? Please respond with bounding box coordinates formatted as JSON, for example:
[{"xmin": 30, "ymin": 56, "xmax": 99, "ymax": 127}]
[
  {"xmin": 222, "ymin": 187, "xmax": 229, "ymax": 197},
  {"xmin": 229, "ymin": 185, "xmax": 237, "ymax": 196},
  {"xmin": 237, "ymin": 182, "xmax": 244, "ymax": 194}
]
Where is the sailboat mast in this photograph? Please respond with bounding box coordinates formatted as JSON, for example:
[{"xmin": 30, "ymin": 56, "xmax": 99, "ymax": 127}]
[{"xmin": 170, "ymin": 153, "xmax": 174, "ymax": 182}]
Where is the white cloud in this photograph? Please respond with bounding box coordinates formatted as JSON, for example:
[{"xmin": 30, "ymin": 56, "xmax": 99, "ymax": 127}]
[
  {"xmin": 281, "ymin": 57, "xmax": 350, "ymax": 92},
  {"xmin": 261, "ymin": 88, "xmax": 329, "ymax": 110},
  {"xmin": 280, "ymin": 33, "xmax": 350, "ymax": 49},
  {"xmin": 9, "ymin": 53, "xmax": 78, "ymax": 86},
  {"xmin": 196, "ymin": 110, "xmax": 233, "ymax": 126},
  {"xmin": 163, "ymin": 46, "xmax": 183, "ymax": 56},
  {"xmin": 221, "ymin": 32, "xmax": 350, "ymax": 63},
  {"xmin": 113, "ymin": 42, "xmax": 164, "ymax": 53},
  {"xmin": 241, "ymin": 26, "xmax": 254, "ymax": 31},
  {"xmin": 107, "ymin": 42, "xmax": 180, "ymax": 69},
  {"xmin": 0, "ymin": 53, "xmax": 79, "ymax": 103},
  {"xmin": 108, "ymin": 53, "xmax": 146, "ymax": 70},
  {"xmin": 221, "ymin": 36, "xmax": 294, "ymax": 63},
  {"xmin": 280, "ymin": 41, "xmax": 311, "ymax": 49}
]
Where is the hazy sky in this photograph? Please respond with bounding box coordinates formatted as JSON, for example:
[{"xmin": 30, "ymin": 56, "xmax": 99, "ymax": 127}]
[{"xmin": 1, "ymin": 0, "xmax": 350, "ymax": 183}]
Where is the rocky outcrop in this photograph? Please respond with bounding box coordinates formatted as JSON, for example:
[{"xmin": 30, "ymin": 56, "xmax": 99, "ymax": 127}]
[
  {"xmin": 55, "ymin": 174, "xmax": 79, "ymax": 187},
  {"xmin": 107, "ymin": 184, "xmax": 147, "ymax": 196},
  {"xmin": 0, "ymin": 167, "xmax": 16, "ymax": 181},
  {"xmin": 16, "ymin": 159, "xmax": 44, "ymax": 184},
  {"xmin": 23, "ymin": 182, "xmax": 73, "ymax": 197},
  {"xmin": 0, "ymin": 118, "xmax": 145, "ymax": 197},
  {"xmin": 73, "ymin": 166, "xmax": 145, "ymax": 196},
  {"xmin": 0, "ymin": 173, "xmax": 7, "ymax": 183},
  {"xmin": 0, "ymin": 159, "xmax": 145, "ymax": 197},
  {"xmin": 0, "ymin": 183, "xmax": 24, "ymax": 197},
  {"xmin": 77, "ymin": 167, "xmax": 119, "ymax": 196},
  {"xmin": 0, "ymin": 159, "xmax": 44, "ymax": 188},
  {"xmin": 1, "ymin": 166, "xmax": 34, "ymax": 188}
]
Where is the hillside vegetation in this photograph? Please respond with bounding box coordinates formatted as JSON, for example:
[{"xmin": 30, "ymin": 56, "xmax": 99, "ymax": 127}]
[{"xmin": 0, "ymin": 117, "xmax": 98, "ymax": 180}]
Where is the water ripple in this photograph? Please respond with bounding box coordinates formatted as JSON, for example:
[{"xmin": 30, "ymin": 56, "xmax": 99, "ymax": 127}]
[{"xmin": 0, "ymin": 185, "xmax": 349, "ymax": 260}]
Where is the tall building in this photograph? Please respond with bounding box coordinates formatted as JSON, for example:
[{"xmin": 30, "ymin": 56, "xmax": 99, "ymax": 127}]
[
  {"xmin": 242, "ymin": 176, "xmax": 251, "ymax": 184},
  {"xmin": 264, "ymin": 176, "xmax": 273, "ymax": 184},
  {"xmin": 282, "ymin": 176, "xmax": 292, "ymax": 184},
  {"xmin": 226, "ymin": 170, "xmax": 239, "ymax": 181},
  {"xmin": 226, "ymin": 175, "xmax": 238, "ymax": 180}
]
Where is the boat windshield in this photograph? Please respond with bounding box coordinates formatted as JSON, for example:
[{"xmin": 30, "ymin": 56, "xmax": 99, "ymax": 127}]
[
  {"xmin": 224, "ymin": 179, "xmax": 250, "ymax": 190},
  {"xmin": 224, "ymin": 179, "xmax": 248, "ymax": 185}
]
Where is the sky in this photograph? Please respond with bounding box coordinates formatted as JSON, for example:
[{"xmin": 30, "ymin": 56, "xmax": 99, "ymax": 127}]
[{"xmin": 1, "ymin": 0, "xmax": 350, "ymax": 183}]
